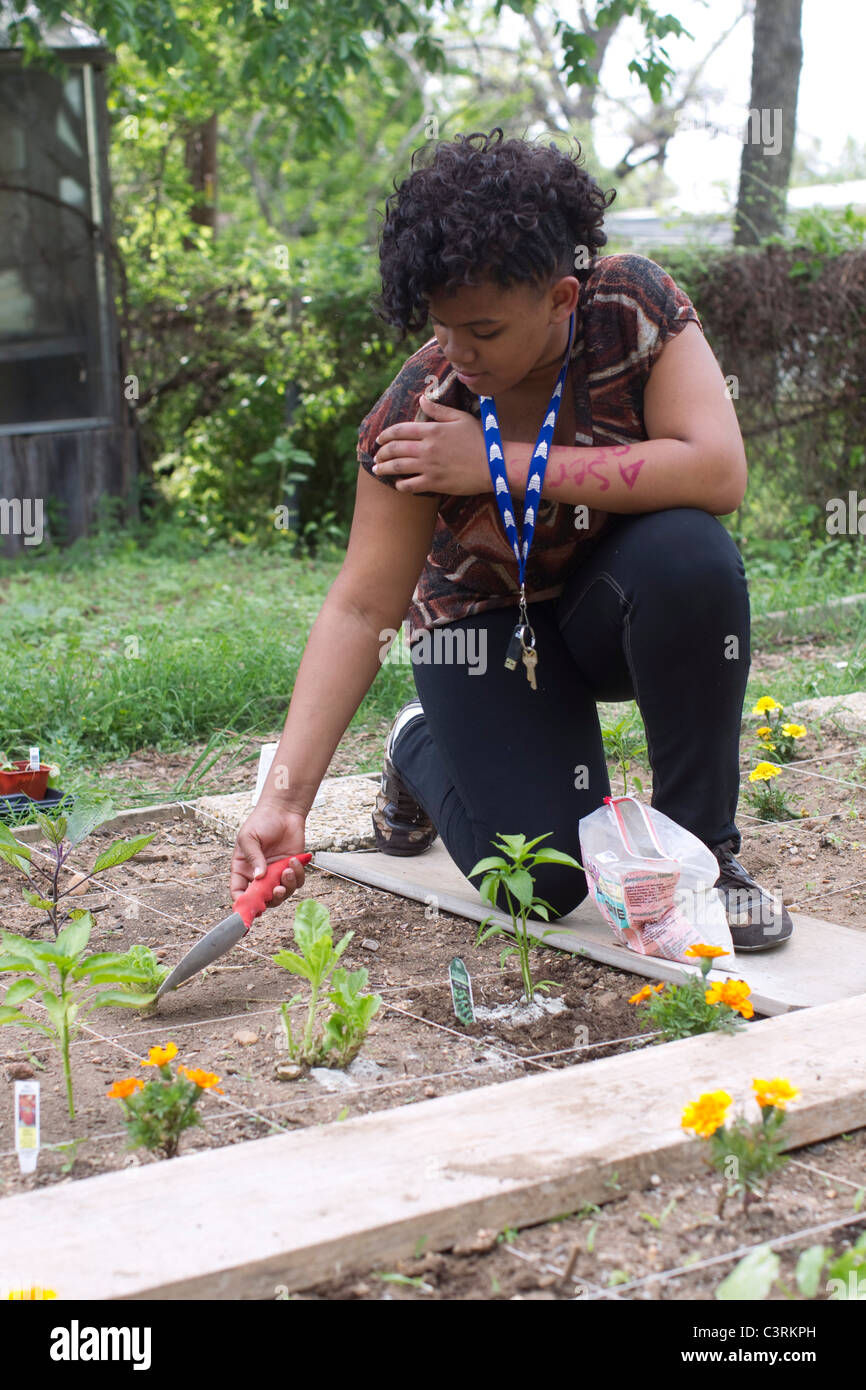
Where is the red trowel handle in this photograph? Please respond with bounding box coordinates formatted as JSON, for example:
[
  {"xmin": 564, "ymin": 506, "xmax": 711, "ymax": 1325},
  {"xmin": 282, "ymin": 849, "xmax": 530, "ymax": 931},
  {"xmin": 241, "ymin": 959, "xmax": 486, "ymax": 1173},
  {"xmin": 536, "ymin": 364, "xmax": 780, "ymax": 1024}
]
[{"xmin": 234, "ymin": 853, "xmax": 313, "ymax": 929}]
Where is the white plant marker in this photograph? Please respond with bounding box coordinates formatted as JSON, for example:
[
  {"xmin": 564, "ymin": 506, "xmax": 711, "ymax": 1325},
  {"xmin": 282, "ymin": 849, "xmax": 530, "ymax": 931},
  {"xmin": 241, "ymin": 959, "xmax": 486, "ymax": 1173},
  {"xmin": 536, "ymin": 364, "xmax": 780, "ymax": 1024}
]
[
  {"xmin": 253, "ymin": 743, "xmax": 279, "ymax": 806},
  {"xmin": 15, "ymin": 1080, "xmax": 39, "ymax": 1175},
  {"xmin": 29, "ymin": 747, "xmax": 39, "ymax": 771}
]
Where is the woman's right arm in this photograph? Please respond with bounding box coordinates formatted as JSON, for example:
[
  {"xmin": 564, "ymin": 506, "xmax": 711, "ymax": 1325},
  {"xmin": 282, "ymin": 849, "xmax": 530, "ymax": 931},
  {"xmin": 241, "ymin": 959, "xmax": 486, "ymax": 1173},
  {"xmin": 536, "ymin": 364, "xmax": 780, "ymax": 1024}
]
[{"xmin": 230, "ymin": 465, "xmax": 440, "ymax": 903}]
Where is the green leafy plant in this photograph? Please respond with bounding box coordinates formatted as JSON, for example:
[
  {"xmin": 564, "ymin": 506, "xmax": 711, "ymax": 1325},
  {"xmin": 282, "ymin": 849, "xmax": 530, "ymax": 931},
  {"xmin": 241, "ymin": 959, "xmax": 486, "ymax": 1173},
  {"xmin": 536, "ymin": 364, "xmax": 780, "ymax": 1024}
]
[
  {"xmin": 682, "ymin": 1078, "xmax": 799, "ymax": 1218},
  {"xmin": 120, "ymin": 945, "xmax": 169, "ymax": 997},
  {"xmin": 0, "ymin": 794, "xmax": 156, "ymax": 939},
  {"xmin": 716, "ymin": 1231, "xmax": 866, "ymax": 1301},
  {"xmin": 273, "ymin": 899, "xmax": 381, "ymax": 1067},
  {"xmin": 744, "ymin": 761, "xmax": 798, "ymax": 821},
  {"xmin": 321, "ymin": 967, "xmax": 383, "ymax": 1068},
  {"xmin": 107, "ymin": 1043, "xmax": 223, "ymax": 1159},
  {"xmin": 601, "ymin": 713, "xmax": 648, "ymax": 795},
  {"xmin": 0, "ymin": 916, "xmax": 159, "ymax": 1117},
  {"xmin": 468, "ymin": 832, "xmax": 582, "ymax": 1003},
  {"xmin": 631, "ymin": 946, "xmax": 753, "ymax": 1041}
]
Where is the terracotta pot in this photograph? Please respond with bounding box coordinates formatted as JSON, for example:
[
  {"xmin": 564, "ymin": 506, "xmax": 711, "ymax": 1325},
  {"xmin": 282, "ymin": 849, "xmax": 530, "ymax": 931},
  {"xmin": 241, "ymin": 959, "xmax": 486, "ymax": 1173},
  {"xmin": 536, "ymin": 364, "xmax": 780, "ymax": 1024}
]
[{"xmin": 0, "ymin": 762, "xmax": 50, "ymax": 800}]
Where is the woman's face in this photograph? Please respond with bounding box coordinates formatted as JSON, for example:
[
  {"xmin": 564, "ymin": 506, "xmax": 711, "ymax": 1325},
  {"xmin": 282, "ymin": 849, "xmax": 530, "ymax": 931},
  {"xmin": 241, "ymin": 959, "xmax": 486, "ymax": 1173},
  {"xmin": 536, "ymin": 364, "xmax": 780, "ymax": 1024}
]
[{"xmin": 427, "ymin": 274, "xmax": 579, "ymax": 397}]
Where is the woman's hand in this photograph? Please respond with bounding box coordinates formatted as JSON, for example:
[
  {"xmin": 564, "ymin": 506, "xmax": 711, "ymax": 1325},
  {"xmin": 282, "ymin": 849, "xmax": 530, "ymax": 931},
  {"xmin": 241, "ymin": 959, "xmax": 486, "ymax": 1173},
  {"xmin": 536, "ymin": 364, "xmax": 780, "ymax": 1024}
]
[
  {"xmin": 230, "ymin": 801, "xmax": 308, "ymax": 909},
  {"xmin": 373, "ymin": 394, "xmax": 491, "ymax": 496}
]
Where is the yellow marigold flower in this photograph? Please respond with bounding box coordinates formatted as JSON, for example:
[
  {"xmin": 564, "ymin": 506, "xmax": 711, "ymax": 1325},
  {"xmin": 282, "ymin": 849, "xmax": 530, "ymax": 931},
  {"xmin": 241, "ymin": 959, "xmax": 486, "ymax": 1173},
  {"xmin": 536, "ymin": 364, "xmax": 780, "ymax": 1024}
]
[
  {"xmin": 142, "ymin": 1042, "xmax": 178, "ymax": 1068},
  {"xmin": 756, "ymin": 726, "xmax": 772, "ymax": 738},
  {"xmin": 653, "ymin": 982, "xmax": 665, "ymax": 992},
  {"xmin": 681, "ymin": 1090, "xmax": 733, "ymax": 1138},
  {"xmin": 749, "ymin": 762, "xmax": 782, "ymax": 782},
  {"xmin": 753, "ymin": 1077, "xmax": 800, "ymax": 1110},
  {"xmin": 178, "ymin": 1064, "xmax": 223, "ymax": 1093},
  {"xmin": 752, "ymin": 696, "xmax": 782, "ymax": 714},
  {"xmin": 107, "ymin": 1077, "xmax": 143, "ymax": 1100},
  {"xmin": 684, "ymin": 943, "xmax": 729, "ymax": 960},
  {"xmin": 781, "ymin": 723, "xmax": 806, "ymax": 738},
  {"xmin": 705, "ymin": 979, "xmax": 755, "ymax": 1019},
  {"xmin": 629, "ymin": 985, "xmax": 653, "ymax": 1004},
  {"xmin": 758, "ymin": 742, "xmax": 777, "ymax": 752}
]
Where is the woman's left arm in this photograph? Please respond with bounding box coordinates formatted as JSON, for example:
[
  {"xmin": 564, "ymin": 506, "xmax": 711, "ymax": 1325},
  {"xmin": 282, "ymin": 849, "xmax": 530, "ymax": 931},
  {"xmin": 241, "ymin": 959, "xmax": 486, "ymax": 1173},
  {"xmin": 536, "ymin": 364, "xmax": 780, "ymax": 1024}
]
[{"xmin": 505, "ymin": 321, "xmax": 748, "ymax": 516}]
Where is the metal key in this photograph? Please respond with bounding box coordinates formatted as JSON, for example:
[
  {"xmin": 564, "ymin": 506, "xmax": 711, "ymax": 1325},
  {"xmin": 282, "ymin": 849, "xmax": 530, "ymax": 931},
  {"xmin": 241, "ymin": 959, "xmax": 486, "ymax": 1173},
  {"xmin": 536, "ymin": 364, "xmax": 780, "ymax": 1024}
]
[{"xmin": 521, "ymin": 644, "xmax": 538, "ymax": 691}]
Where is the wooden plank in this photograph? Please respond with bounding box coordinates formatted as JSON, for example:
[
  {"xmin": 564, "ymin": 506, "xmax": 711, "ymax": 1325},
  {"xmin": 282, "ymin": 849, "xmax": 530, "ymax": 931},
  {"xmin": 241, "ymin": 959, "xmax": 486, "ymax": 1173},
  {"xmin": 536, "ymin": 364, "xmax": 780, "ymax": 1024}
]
[
  {"xmin": 313, "ymin": 843, "xmax": 866, "ymax": 1016},
  {"xmin": 13, "ymin": 801, "xmax": 195, "ymax": 845},
  {"xmin": 2, "ymin": 993, "xmax": 864, "ymax": 1301}
]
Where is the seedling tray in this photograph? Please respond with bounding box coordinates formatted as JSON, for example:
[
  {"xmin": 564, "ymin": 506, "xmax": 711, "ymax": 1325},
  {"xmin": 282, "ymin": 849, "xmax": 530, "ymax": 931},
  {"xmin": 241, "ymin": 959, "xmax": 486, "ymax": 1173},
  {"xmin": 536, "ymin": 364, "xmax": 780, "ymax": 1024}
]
[{"xmin": 0, "ymin": 788, "xmax": 74, "ymax": 823}]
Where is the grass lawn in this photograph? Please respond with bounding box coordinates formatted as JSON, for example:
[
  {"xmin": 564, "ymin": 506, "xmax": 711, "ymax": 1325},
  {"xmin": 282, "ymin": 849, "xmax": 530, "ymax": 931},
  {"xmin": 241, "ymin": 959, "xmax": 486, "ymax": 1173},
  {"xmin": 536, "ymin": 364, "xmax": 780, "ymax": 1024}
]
[{"xmin": 0, "ymin": 528, "xmax": 864, "ymax": 808}]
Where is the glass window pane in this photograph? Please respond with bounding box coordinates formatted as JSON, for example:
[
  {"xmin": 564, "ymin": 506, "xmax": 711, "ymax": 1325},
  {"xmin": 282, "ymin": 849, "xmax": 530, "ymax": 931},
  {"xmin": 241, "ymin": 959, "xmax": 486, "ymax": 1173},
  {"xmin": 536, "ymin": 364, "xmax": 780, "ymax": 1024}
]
[{"xmin": 0, "ymin": 66, "xmax": 103, "ymax": 425}]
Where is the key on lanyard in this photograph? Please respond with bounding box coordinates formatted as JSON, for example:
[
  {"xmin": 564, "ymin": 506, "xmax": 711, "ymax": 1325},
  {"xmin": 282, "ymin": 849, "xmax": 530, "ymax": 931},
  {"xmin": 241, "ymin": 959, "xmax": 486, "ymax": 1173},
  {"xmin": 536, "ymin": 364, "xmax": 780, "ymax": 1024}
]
[{"xmin": 521, "ymin": 625, "xmax": 538, "ymax": 690}]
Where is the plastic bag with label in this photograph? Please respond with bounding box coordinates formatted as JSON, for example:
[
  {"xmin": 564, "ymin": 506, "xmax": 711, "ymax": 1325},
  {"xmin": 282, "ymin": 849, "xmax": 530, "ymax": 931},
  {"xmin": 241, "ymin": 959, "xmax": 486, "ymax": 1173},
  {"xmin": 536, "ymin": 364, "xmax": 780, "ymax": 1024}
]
[{"xmin": 578, "ymin": 795, "xmax": 734, "ymax": 964}]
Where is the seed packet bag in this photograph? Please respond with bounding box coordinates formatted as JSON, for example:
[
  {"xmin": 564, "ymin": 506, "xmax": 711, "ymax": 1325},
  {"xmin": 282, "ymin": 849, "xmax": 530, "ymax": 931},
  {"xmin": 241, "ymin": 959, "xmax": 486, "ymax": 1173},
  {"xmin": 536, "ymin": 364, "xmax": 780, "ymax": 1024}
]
[{"xmin": 579, "ymin": 795, "xmax": 735, "ymax": 966}]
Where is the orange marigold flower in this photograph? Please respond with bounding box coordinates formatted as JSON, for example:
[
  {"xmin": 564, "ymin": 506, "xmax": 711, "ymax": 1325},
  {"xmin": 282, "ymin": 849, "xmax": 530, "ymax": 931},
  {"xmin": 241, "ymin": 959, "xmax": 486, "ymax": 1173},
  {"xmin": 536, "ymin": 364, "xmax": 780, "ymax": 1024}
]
[
  {"xmin": 178, "ymin": 1064, "xmax": 223, "ymax": 1093},
  {"xmin": 681, "ymin": 1090, "xmax": 732, "ymax": 1138},
  {"xmin": 629, "ymin": 985, "xmax": 653, "ymax": 1004},
  {"xmin": 652, "ymin": 982, "xmax": 665, "ymax": 992},
  {"xmin": 684, "ymin": 944, "xmax": 729, "ymax": 960},
  {"xmin": 142, "ymin": 1042, "xmax": 178, "ymax": 1068},
  {"xmin": 107, "ymin": 1077, "xmax": 143, "ymax": 1100},
  {"xmin": 753, "ymin": 1077, "xmax": 800, "ymax": 1110},
  {"xmin": 705, "ymin": 979, "xmax": 755, "ymax": 1019}
]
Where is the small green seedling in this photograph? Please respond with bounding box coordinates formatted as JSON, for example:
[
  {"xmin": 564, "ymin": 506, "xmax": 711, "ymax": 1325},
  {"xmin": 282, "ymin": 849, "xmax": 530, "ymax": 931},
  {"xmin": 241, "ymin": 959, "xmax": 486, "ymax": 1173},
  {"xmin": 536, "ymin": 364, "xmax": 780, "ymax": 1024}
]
[
  {"xmin": 273, "ymin": 899, "xmax": 381, "ymax": 1068},
  {"xmin": 0, "ymin": 793, "xmax": 156, "ymax": 939},
  {"xmin": 0, "ymin": 916, "xmax": 159, "ymax": 1117},
  {"xmin": 716, "ymin": 1232, "xmax": 866, "ymax": 1301},
  {"xmin": 601, "ymin": 713, "xmax": 648, "ymax": 795},
  {"xmin": 120, "ymin": 945, "xmax": 169, "ymax": 1004},
  {"xmin": 469, "ymin": 832, "xmax": 582, "ymax": 1003}
]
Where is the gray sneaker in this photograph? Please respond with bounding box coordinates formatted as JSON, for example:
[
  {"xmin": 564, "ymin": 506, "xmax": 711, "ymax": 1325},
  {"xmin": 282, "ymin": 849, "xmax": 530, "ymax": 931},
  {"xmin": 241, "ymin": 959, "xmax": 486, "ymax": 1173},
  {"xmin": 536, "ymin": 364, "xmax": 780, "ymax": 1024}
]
[
  {"xmin": 372, "ymin": 701, "xmax": 438, "ymax": 856},
  {"xmin": 712, "ymin": 837, "xmax": 794, "ymax": 952}
]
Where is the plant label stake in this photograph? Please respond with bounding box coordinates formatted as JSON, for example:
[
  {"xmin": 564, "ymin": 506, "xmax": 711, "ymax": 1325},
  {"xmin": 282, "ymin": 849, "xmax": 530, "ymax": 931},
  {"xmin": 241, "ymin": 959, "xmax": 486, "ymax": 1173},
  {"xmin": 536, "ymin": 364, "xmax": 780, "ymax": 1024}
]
[
  {"xmin": 14, "ymin": 1080, "xmax": 39, "ymax": 1175},
  {"xmin": 28, "ymin": 747, "xmax": 39, "ymax": 771},
  {"xmin": 156, "ymin": 854, "xmax": 313, "ymax": 998},
  {"xmin": 449, "ymin": 957, "xmax": 476, "ymax": 1025}
]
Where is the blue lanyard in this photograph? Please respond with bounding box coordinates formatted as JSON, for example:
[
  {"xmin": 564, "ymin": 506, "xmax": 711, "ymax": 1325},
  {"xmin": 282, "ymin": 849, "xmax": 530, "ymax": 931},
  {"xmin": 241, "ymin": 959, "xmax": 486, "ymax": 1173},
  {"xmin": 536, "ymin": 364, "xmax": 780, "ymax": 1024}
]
[{"xmin": 479, "ymin": 310, "xmax": 576, "ymax": 593}]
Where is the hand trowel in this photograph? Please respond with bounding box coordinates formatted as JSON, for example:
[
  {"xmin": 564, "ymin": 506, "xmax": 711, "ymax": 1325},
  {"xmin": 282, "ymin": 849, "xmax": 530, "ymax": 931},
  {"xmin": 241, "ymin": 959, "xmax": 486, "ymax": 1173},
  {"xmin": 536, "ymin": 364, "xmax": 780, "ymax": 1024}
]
[{"xmin": 155, "ymin": 854, "xmax": 312, "ymax": 999}]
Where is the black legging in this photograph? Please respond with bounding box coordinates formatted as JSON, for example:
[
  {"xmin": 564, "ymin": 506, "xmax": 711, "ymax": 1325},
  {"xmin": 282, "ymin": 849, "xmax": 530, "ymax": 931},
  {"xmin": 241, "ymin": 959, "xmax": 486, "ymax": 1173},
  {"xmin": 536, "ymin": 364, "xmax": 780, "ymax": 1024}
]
[{"xmin": 392, "ymin": 507, "xmax": 751, "ymax": 920}]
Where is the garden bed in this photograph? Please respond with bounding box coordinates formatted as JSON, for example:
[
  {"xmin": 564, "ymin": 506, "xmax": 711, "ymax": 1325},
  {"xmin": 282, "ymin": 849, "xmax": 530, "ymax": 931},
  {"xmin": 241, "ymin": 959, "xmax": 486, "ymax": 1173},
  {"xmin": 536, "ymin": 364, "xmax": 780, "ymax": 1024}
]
[
  {"xmin": 0, "ymin": 810, "xmax": 658, "ymax": 1195},
  {"xmin": 0, "ymin": 707, "xmax": 864, "ymax": 1299}
]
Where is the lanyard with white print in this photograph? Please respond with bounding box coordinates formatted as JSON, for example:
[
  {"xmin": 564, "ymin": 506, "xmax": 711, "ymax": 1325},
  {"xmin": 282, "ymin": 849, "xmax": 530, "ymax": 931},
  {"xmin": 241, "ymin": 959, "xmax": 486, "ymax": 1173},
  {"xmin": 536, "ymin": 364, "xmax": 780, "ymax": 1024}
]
[{"xmin": 479, "ymin": 310, "xmax": 576, "ymax": 689}]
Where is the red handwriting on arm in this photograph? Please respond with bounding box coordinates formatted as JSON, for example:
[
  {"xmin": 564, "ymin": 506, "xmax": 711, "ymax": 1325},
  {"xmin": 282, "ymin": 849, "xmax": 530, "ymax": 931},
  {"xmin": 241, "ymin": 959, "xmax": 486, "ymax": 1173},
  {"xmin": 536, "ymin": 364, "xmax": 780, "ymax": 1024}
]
[
  {"xmin": 618, "ymin": 457, "xmax": 645, "ymax": 489},
  {"xmin": 542, "ymin": 444, "xmax": 645, "ymax": 493}
]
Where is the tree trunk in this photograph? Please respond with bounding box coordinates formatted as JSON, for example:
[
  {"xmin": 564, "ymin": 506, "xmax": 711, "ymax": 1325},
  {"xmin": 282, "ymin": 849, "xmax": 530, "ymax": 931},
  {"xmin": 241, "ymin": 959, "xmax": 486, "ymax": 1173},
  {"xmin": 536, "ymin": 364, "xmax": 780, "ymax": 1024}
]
[
  {"xmin": 183, "ymin": 114, "xmax": 218, "ymax": 249},
  {"xmin": 734, "ymin": 0, "xmax": 803, "ymax": 246}
]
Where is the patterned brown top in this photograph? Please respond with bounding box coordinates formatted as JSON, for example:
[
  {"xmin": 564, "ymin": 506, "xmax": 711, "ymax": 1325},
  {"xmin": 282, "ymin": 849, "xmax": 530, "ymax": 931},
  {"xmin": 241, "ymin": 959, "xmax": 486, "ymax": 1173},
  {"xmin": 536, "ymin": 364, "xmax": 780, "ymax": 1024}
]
[{"xmin": 358, "ymin": 253, "xmax": 702, "ymax": 641}]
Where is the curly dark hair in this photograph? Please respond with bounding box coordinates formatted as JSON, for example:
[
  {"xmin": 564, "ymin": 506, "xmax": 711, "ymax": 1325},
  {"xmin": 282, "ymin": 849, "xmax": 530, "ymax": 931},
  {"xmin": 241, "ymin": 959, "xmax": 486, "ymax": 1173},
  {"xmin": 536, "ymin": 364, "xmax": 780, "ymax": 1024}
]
[{"xmin": 374, "ymin": 127, "xmax": 616, "ymax": 337}]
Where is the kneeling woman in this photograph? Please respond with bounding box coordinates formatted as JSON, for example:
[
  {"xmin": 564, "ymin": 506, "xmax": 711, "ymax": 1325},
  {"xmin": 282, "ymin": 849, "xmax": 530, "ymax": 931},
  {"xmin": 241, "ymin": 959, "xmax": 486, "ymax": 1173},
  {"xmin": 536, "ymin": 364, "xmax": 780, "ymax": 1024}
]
[{"xmin": 231, "ymin": 128, "xmax": 791, "ymax": 955}]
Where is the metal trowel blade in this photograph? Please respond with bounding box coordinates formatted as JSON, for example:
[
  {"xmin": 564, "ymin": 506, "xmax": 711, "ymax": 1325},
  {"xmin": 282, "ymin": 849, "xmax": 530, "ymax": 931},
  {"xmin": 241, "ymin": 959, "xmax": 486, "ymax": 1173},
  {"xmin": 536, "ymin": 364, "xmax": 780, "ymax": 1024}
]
[{"xmin": 156, "ymin": 912, "xmax": 247, "ymax": 998}]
